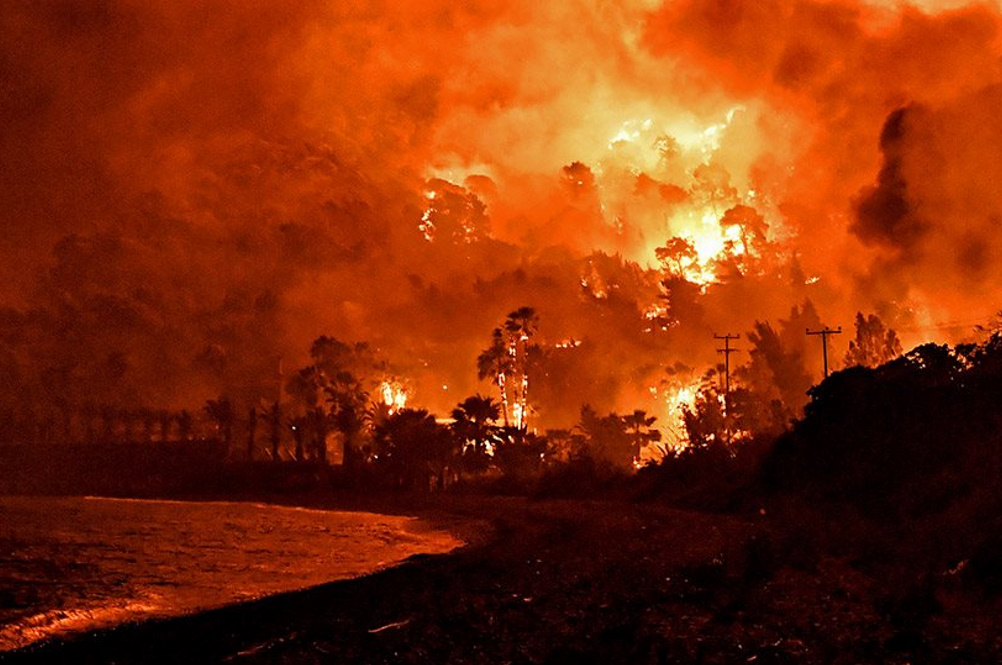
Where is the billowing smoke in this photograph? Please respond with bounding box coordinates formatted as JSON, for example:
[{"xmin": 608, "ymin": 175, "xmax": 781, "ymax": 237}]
[{"xmin": 2, "ymin": 0, "xmax": 1002, "ymax": 432}]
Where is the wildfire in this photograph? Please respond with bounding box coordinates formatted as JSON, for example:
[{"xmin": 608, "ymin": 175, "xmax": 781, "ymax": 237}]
[
  {"xmin": 418, "ymin": 191, "xmax": 436, "ymax": 242},
  {"xmin": 378, "ymin": 380, "xmax": 408, "ymax": 414},
  {"xmin": 597, "ymin": 111, "xmax": 778, "ymax": 289},
  {"xmin": 417, "ymin": 178, "xmax": 490, "ymax": 244},
  {"xmin": 651, "ymin": 377, "xmax": 702, "ymax": 452}
]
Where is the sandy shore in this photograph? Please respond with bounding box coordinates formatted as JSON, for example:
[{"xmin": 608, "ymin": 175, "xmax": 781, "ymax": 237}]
[{"xmin": 3, "ymin": 494, "xmax": 1000, "ymax": 664}]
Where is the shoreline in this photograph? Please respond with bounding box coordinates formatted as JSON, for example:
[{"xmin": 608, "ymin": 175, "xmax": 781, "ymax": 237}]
[
  {"xmin": 4, "ymin": 493, "xmax": 1001, "ymax": 663},
  {"xmin": 0, "ymin": 492, "xmax": 488, "ymax": 659},
  {"xmin": 3, "ymin": 494, "xmax": 747, "ymax": 664}
]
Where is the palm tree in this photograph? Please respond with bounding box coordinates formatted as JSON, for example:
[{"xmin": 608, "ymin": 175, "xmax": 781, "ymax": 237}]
[
  {"xmin": 374, "ymin": 408, "xmax": 456, "ymax": 490},
  {"xmin": 477, "ymin": 327, "xmax": 513, "ymax": 427},
  {"xmin": 622, "ymin": 410, "xmax": 661, "ymax": 467},
  {"xmin": 325, "ymin": 372, "xmax": 368, "ymax": 469},
  {"xmin": 504, "ymin": 307, "xmax": 538, "ymax": 430},
  {"xmin": 451, "ymin": 394, "xmax": 500, "ymax": 475}
]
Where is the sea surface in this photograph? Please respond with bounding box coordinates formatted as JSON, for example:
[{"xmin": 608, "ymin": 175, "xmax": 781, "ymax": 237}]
[{"xmin": 0, "ymin": 495, "xmax": 463, "ymax": 651}]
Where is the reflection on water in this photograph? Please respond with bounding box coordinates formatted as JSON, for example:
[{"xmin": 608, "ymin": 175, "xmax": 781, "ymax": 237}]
[{"xmin": 0, "ymin": 496, "xmax": 462, "ymax": 651}]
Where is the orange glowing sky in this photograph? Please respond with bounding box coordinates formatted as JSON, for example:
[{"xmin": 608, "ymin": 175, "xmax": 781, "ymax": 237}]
[{"xmin": 2, "ymin": 0, "xmax": 1002, "ymax": 425}]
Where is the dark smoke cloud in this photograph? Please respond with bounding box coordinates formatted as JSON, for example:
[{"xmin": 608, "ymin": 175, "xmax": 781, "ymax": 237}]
[
  {"xmin": 850, "ymin": 82, "xmax": 1002, "ymax": 305},
  {"xmin": 852, "ymin": 106, "xmax": 928, "ymax": 250}
]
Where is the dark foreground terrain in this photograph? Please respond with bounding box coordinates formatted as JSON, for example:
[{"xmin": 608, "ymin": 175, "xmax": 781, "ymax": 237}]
[{"xmin": 3, "ymin": 493, "xmax": 1000, "ymax": 665}]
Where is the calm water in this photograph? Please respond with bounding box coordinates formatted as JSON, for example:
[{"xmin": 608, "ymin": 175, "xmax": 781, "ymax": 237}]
[{"xmin": 0, "ymin": 496, "xmax": 463, "ymax": 651}]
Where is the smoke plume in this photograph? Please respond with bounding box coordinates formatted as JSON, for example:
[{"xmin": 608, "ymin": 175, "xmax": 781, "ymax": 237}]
[{"xmin": 2, "ymin": 0, "xmax": 1002, "ymax": 429}]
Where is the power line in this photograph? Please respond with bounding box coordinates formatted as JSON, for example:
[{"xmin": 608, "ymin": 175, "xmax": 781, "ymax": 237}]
[{"xmin": 894, "ymin": 318, "xmax": 996, "ymax": 333}]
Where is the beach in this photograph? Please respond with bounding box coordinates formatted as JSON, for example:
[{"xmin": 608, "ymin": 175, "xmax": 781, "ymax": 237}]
[
  {"xmin": 6, "ymin": 494, "xmax": 1000, "ymax": 664},
  {"xmin": 0, "ymin": 495, "xmax": 465, "ymax": 654}
]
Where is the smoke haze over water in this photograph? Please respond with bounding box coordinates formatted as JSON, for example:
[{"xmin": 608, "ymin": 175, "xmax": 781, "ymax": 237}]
[{"xmin": 3, "ymin": 1, "xmax": 1002, "ymax": 425}]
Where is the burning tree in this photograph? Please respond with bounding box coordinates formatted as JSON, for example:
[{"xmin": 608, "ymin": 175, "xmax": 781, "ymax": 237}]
[
  {"xmin": 418, "ymin": 178, "xmax": 491, "ymax": 244},
  {"xmin": 719, "ymin": 204, "xmax": 769, "ymax": 265},
  {"xmin": 505, "ymin": 306, "xmax": 539, "ymax": 430},
  {"xmin": 477, "ymin": 327, "xmax": 513, "ymax": 427},
  {"xmin": 655, "ymin": 237, "xmax": 698, "ymax": 281},
  {"xmin": 478, "ymin": 307, "xmax": 539, "ymax": 431},
  {"xmin": 681, "ymin": 381, "xmax": 727, "ymax": 449}
]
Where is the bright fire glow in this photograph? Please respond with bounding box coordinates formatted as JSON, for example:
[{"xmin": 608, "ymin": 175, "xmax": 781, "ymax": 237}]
[
  {"xmin": 651, "ymin": 378, "xmax": 702, "ymax": 453},
  {"xmin": 378, "ymin": 380, "xmax": 408, "ymax": 414}
]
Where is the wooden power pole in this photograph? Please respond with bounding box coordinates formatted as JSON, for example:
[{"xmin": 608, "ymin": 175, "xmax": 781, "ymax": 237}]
[
  {"xmin": 714, "ymin": 333, "xmax": 740, "ymax": 445},
  {"xmin": 714, "ymin": 333, "xmax": 740, "ymax": 395},
  {"xmin": 806, "ymin": 326, "xmax": 842, "ymax": 378}
]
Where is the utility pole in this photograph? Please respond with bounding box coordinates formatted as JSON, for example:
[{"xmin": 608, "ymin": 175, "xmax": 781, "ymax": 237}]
[
  {"xmin": 714, "ymin": 333, "xmax": 740, "ymax": 395},
  {"xmin": 806, "ymin": 326, "xmax": 842, "ymax": 379},
  {"xmin": 714, "ymin": 333, "xmax": 740, "ymax": 445}
]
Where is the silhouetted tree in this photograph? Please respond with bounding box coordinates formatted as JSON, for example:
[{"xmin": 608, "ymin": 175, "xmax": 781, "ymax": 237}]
[
  {"xmin": 655, "ymin": 237, "xmax": 698, "ymax": 279},
  {"xmin": 374, "ymin": 408, "xmax": 456, "ymax": 490},
  {"xmin": 287, "ymin": 336, "xmax": 379, "ymax": 468},
  {"xmin": 204, "ymin": 397, "xmax": 234, "ymax": 452},
  {"xmin": 738, "ymin": 302, "xmax": 820, "ymax": 420},
  {"xmin": 492, "ymin": 425, "xmax": 547, "ymax": 481},
  {"xmin": 844, "ymin": 311, "xmax": 903, "ymax": 368},
  {"xmin": 289, "ymin": 414, "xmax": 307, "ymax": 462},
  {"xmin": 658, "ymin": 276, "xmax": 703, "ymax": 328},
  {"xmin": 308, "ymin": 406, "xmax": 330, "ymax": 464},
  {"xmin": 246, "ymin": 406, "xmax": 257, "ymax": 461},
  {"xmin": 764, "ymin": 341, "xmax": 981, "ymax": 507},
  {"xmin": 451, "ymin": 394, "xmax": 501, "ymax": 475},
  {"xmin": 541, "ymin": 428, "xmax": 589, "ymax": 464},
  {"xmin": 622, "ymin": 410, "xmax": 662, "ymax": 464},
  {"xmin": 720, "ymin": 204, "xmax": 769, "ymax": 259},
  {"xmin": 682, "ymin": 382, "xmax": 727, "ymax": 448},
  {"xmin": 267, "ymin": 402, "xmax": 282, "ymax": 461},
  {"xmin": 577, "ymin": 406, "xmax": 636, "ymax": 470},
  {"xmin": 325, "ymin": 374, "xmax": 368, "ymax": 468}
]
